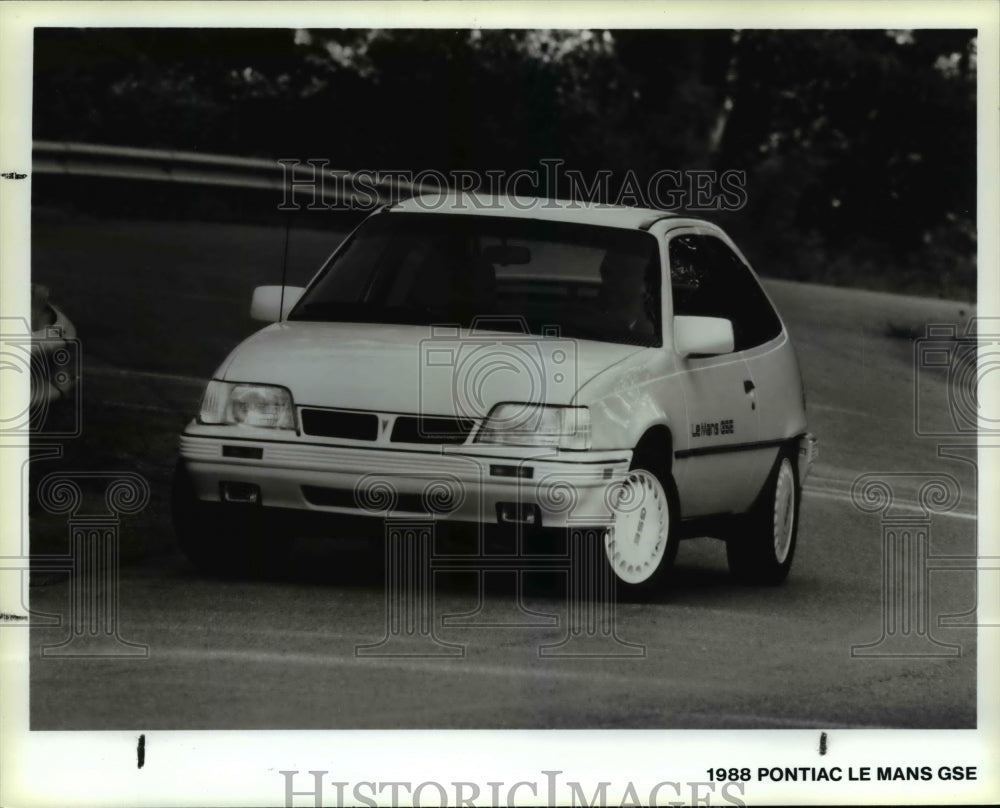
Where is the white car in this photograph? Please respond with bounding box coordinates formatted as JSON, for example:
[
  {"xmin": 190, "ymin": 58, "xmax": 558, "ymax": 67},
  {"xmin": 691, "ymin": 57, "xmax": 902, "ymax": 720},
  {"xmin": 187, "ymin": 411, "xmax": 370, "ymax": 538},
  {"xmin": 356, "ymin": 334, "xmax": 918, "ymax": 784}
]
[{"xmin": 173, "ymin": 194, "xmax": 816, "ymax": 595}]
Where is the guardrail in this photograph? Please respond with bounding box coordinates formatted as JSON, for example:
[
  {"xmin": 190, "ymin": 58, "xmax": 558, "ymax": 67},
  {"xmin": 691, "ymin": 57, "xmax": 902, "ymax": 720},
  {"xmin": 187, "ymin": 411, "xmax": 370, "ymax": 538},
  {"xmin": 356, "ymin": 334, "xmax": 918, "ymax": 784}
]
[{"xmin": 32, "ymin": 140, "xmax": 428, "ymax": 207}]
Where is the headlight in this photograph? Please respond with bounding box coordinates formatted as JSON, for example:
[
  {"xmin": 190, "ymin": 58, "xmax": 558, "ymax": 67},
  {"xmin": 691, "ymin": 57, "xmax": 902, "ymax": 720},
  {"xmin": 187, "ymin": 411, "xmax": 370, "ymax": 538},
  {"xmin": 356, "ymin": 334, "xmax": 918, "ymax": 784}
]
[
  {"xmin": 198, "ymin": 381, "xmax": 296, "ymax": 430},
  {"xmin": 475, "ymin": 404, "xmax": 591, "ymax": 450}
]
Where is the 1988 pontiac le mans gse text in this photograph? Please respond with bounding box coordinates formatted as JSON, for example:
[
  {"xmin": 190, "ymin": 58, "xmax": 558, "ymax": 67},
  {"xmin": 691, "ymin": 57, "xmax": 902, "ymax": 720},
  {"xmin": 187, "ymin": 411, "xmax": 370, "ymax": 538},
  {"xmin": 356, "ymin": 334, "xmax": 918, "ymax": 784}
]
[{"xmin": 173, "ymin": 194, "xmax": 817, "ymax": 597}]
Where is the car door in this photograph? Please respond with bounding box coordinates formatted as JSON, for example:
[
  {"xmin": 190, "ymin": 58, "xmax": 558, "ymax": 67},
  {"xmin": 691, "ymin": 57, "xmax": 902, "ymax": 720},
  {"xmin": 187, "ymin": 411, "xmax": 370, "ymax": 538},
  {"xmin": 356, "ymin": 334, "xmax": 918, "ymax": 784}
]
[{"xmin": 666, "ymin": 231, "xmax": 761, "ymax": 517}]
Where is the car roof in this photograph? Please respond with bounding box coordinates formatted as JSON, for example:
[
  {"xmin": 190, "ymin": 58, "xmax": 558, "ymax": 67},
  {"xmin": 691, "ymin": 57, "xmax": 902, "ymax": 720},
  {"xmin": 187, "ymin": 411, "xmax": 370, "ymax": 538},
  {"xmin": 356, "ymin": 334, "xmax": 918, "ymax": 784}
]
[{"xmin": 388, "ymin": 192, "xmax": 682, "ymax": 231}]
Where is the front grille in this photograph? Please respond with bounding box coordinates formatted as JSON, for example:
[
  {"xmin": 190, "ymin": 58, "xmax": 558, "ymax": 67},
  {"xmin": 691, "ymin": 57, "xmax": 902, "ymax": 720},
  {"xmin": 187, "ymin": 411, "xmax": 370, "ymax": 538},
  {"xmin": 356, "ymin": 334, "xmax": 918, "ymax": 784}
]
[
  {"xmin": 390, "ymin": 416, "xmax": 474, "ymax": 445},
  {"xmin": 300, "ymin": 408, "xmax": 379, "ymax": 441}
]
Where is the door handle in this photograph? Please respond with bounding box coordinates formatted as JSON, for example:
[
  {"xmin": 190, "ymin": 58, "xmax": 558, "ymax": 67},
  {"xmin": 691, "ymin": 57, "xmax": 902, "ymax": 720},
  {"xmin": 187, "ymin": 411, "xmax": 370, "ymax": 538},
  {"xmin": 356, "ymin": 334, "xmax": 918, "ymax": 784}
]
[{"xmin": 743, "ymin": 379, "xmax": 755, "ymax": 394}]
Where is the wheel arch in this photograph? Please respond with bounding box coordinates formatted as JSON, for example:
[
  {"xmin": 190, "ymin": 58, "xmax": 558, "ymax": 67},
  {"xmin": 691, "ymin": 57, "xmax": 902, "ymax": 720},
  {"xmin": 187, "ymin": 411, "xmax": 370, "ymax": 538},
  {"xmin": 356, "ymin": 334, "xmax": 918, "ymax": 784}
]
[
  {"xmin": 632, "ymin": 424, "xmax": 675, "ymax": 475},
  {"xmin": 749, "ymin": 438, "xmax": 802, "ymax": 510}
]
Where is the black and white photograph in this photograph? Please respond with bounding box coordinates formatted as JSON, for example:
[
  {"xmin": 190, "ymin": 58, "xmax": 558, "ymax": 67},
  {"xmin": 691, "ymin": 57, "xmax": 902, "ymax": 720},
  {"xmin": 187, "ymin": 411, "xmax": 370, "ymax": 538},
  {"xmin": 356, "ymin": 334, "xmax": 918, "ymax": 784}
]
[{"xmin": 1, "ymin": 1, "xmax": 997, "ymax": 806}]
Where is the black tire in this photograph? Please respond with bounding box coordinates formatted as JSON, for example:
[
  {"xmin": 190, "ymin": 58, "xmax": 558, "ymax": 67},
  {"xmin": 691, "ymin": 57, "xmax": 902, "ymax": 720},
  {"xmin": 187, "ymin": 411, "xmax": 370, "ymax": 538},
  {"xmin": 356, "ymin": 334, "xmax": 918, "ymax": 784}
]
[
  {"xmin": 171, "ymin": 461, "xmax": 293, "ymax": 577},
  {"xmin": 601, "ymin": 449, "xmax": 680, "ymax": 601},
  {"xmin": 726, "ymin": 451, "xmax": 800, "ymax": 585}
]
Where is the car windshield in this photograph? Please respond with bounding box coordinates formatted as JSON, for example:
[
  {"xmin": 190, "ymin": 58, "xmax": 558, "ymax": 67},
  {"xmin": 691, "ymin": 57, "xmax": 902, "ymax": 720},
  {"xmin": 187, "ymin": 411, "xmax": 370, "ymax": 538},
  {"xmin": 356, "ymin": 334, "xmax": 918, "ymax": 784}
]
[{"xmin": 289, "ymin": 212, "xmax": 662, "ymax": 347}]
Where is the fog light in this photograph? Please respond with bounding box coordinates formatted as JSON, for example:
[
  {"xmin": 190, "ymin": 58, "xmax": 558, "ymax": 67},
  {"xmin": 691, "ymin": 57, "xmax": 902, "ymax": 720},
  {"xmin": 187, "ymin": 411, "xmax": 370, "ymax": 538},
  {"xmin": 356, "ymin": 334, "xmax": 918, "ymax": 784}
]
[
  {"xmin": 220, "ymin": 481, "xmax": 261, "ymax": 504},
  {"xmin": 497, "ymin": 502, "xmax": 540, "ymax": 525}
]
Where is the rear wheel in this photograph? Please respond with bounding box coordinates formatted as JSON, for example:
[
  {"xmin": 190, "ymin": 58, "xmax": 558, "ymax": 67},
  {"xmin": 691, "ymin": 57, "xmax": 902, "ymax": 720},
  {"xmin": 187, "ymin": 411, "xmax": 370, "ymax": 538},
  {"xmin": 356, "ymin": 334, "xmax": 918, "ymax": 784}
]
[
  {"xmin": 602, "ymin": 453, "xmax": 679, "ymax": 600},
  {"xmin": 171, "ymin": 462, "xmax": 293, "ymax": 577},
  {"xmin": 726, "ymin": 452, "xmax": 799, "ymax": 585}
]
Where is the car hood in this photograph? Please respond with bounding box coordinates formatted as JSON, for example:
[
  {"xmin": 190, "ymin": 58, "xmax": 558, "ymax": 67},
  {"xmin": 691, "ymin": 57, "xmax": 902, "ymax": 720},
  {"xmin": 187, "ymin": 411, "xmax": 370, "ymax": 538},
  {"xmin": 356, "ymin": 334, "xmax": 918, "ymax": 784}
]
[{"xmin": 217, "ymin": 321, "xmax": 646, "ymax": 417}]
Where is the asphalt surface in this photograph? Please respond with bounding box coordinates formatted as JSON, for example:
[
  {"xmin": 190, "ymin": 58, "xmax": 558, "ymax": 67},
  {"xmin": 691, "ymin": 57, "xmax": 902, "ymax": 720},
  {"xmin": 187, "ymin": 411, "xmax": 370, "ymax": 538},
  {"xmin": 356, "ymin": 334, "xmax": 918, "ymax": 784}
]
[{"xmin": 23, "ymin": 219, "xmax": 979, "ymax": 729}]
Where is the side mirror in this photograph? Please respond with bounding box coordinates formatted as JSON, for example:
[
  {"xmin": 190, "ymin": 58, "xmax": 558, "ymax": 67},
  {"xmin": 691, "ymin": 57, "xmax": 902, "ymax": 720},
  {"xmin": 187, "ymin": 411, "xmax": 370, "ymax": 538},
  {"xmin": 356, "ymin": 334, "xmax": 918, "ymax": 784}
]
[
  {"xmin": 673, "ymin": 315, "xmax": 735, "ymax": 358},
  {"xmin": 250, "ymin": 285, "xmax": 305, "ymax": 322}
]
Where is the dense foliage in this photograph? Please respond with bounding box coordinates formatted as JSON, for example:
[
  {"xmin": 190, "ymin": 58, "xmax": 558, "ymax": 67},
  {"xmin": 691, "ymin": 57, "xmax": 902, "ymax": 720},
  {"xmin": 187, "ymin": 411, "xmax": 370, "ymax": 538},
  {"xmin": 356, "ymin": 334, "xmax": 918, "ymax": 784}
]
[{"xmin": 34, "ymin": 28, "xmax": 977, "ymax": 299}]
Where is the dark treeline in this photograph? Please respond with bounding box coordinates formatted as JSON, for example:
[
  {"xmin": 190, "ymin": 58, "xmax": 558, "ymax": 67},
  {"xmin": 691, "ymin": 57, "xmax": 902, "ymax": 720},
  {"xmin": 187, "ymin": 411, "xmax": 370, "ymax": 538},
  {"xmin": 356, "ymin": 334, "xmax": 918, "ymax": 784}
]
[{"xmin": 34, "ymin": 28, "xmax": 976, "ymax": 299}]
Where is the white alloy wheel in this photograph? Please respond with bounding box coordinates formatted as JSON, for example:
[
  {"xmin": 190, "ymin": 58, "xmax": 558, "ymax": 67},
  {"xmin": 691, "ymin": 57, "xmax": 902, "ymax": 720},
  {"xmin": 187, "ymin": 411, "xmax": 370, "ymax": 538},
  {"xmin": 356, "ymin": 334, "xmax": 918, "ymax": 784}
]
[
  {"xmin": 772, "ymin": 458, "xmax": 796, "ymax": 564},
  {"xmin": 604, "ymin": 469, "xmax": 670, "ymax": 585}
]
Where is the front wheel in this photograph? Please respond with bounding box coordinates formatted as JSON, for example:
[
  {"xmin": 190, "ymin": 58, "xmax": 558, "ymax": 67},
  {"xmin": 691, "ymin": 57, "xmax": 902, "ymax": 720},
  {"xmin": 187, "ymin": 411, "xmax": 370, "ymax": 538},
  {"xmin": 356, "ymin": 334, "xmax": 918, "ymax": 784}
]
[
  {"xmin": 726, "ymin": 453, "xmax": 800, "ymax": 585},
  {"xmin": 171, "ymin": 462, "xmax": 293, "ymax": 577},
  {"xmin": 602, "ymin": 457, "xmax": 679, "ymax": 600}
]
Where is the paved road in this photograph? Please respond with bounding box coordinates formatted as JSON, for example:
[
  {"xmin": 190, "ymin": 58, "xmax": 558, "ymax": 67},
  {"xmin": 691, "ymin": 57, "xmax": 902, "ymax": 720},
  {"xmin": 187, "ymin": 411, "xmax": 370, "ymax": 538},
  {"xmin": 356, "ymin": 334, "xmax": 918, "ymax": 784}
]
[{"xmin": 22, "ymin": 220, "xmax": 979, "ymax": 729}]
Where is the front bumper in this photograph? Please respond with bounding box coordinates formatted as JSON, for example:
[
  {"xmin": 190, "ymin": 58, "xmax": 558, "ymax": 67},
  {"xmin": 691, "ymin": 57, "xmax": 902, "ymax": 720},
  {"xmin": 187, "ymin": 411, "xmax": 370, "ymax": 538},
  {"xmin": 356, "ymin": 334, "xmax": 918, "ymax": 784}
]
[
  {"xmin": 798, "ymin": 432, "xmax": 818, "ymax": 483},
  {"xmin": 179, "ymin": 427, "xmax": 632, "ymax": 529}
]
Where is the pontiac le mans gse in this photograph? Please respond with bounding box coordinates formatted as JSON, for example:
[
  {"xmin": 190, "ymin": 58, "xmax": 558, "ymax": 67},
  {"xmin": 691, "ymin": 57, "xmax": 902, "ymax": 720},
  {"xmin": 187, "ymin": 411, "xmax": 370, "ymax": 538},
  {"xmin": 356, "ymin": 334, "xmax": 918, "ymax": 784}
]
[{"xmin": 173, "ymin": 194, "xmax": 817, "ymax": 596}]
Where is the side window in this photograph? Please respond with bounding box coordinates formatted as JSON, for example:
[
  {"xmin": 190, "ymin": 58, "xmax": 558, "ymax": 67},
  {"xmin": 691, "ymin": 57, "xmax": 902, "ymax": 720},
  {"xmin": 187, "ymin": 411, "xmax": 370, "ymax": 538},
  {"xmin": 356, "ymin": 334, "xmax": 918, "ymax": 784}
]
[
  {"xmin": 668, "ymin": 234, "xmax": 782, "ymax": 352},
  {"xmin": 707, "ymin": 239, "xmax": 783, "ymax": 349}
]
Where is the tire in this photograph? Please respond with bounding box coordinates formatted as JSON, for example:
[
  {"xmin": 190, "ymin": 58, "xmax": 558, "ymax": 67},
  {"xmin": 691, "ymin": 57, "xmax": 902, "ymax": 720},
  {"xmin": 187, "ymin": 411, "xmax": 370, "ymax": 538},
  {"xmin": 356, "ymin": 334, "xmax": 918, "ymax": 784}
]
[
  {"xmin": 171, "ymin": 461, "xmax": 293, "ymax": 577},
  {"xmin": 726, "ymin": 451, "xmax": 800, "ymax": 585},
  {"xmin": 601, "ymin": 451, "xmax": 680, "ymax": 600}
]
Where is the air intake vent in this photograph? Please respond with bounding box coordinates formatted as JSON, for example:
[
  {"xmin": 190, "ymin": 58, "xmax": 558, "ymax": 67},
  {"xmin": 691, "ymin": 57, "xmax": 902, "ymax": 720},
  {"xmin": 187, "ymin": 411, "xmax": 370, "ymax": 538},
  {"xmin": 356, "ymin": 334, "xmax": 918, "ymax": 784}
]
[
  {"xmin": 300, "ymin": 409, "xmax": 379, "ymax": 441},
  {"xmin": 390, "ymin": 416, "xmax": 474, "ymax": 445}
]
